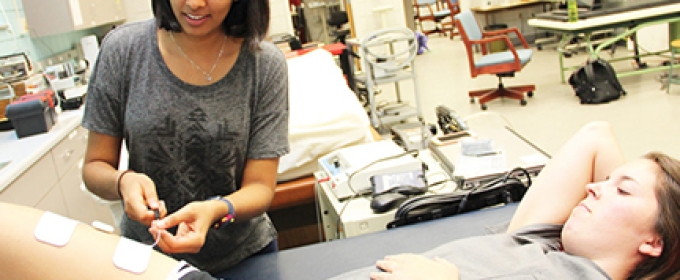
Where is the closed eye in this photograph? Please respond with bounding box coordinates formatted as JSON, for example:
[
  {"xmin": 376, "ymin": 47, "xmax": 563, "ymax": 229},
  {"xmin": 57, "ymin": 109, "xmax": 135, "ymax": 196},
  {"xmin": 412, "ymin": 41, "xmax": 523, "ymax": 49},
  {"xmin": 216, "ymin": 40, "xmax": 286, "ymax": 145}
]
[{"xmin": 617, "ymin": 188, "xmax": 630, "ymax": 195}]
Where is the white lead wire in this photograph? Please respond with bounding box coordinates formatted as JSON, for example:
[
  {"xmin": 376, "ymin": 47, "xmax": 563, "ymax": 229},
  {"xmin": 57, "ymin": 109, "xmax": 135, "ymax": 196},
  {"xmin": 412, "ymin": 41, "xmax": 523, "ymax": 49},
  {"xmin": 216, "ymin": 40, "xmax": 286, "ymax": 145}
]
[{"xmin": 149, "ymin": 229, "xmax": 161, "ymax": 248}]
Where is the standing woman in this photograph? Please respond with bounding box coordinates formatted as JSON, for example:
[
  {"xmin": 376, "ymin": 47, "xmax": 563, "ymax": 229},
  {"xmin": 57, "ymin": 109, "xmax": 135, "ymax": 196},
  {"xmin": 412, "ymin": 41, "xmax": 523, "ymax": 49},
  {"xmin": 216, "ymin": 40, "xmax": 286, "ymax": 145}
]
[{"xmin": 82, "ymin": 0, "xmax": 289, "ymax": 275}]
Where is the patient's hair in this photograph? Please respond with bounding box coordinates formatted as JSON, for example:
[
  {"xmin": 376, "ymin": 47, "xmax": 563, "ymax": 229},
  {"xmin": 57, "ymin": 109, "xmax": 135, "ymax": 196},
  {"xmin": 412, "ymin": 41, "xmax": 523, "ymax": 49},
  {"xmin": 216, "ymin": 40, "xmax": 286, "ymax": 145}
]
[
  {"xmin": 630, "ymin": 152, "xmax": 680, "ymax": 279},
  {"xmin": 151, "ymin": 0, "xmax": 270, "ymax": 51}
]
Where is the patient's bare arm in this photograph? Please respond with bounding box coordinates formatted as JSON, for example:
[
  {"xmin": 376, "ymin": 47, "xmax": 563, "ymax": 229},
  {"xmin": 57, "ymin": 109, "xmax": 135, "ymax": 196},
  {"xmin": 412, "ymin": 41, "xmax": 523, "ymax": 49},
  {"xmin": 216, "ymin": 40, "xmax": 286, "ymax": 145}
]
[
  {"xmin": 507, "ymin": 122, "xmax": 626, "ymax": 231},
  {"xmin": 0, "ymin": 202, "xmax": 182, "ymax": 280}
]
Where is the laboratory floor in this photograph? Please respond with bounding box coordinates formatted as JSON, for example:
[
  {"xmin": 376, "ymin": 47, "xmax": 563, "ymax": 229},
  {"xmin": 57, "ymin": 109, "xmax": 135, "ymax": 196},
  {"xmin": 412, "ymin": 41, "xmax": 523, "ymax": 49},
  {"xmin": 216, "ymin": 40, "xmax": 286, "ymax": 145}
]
[{"xmin": 385, "ymin": 35, "xmax": 680, "ymax": 160}]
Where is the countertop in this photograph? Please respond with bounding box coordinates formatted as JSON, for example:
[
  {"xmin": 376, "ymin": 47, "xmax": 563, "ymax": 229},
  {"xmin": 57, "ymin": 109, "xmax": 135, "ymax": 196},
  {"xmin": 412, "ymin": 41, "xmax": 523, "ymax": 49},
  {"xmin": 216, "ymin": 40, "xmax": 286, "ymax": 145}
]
[{"xmin": 0, "ymin": 109, "xmax": 84, "ymax": 192}]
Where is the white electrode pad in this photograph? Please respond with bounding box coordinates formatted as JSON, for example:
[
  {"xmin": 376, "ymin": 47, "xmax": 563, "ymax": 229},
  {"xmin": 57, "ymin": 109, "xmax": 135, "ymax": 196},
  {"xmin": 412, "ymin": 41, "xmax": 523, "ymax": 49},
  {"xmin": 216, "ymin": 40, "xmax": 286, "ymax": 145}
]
[
  {"xmin": 34, "ymin": 211, "xmax": 79, "ymax": 247},
  {"xmin": 113, "ymin": 237, "xmax": 153, "ymax": 274}
]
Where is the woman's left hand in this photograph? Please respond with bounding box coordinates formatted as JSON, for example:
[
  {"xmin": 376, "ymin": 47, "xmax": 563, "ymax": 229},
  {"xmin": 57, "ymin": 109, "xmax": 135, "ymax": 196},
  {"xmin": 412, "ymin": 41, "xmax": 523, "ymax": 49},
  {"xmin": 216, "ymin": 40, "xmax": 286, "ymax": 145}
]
[
  {"xmin": 370, "ymin": 254, "xmax": 459, "ymax": 280},
  {"xmin": 149, "ymin": 201, "xmax": 214, "ymax": 254}
]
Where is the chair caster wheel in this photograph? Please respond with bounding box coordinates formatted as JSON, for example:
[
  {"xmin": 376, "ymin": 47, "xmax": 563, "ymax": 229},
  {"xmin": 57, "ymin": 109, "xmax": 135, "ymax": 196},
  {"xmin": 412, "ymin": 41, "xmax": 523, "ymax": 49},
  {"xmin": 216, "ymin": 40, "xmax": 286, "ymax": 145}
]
[
  {"xmin": 470, "ymin": 98, "xmax": 476, "ymax": 104},
  {"xmin": 520, "ymin": 100, "xmax": 527, "ymax": 106},
  {"xmin": 564, "ymin": 53, "xmax": 572, "ymax": 58},
  {"xmin": 481, "ymin": 104, "xmax": 488, "ymax": 110},
  {"xmin": 537, "ymin": 45, "xmax": 543, "ymax": 51},
  {"xmin": 527, "ymin": 91, "xmax": 534, "ymax": 97}
]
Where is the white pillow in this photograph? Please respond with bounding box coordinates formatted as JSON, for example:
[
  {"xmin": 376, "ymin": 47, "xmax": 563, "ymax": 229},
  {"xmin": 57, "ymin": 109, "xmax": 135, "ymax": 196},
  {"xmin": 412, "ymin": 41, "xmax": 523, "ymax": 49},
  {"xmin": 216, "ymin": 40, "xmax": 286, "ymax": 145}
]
[{"xmin": 278, "ymin": 49, "xmax": 373, "ymax": 182}]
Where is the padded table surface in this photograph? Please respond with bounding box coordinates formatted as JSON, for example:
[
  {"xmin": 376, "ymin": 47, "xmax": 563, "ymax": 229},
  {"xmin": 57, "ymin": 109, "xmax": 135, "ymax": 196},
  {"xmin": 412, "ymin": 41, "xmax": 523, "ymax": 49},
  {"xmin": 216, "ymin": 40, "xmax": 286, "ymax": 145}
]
[{"xmin": 219, "ymin": 203, "xmax": 519, "ymax": 280}]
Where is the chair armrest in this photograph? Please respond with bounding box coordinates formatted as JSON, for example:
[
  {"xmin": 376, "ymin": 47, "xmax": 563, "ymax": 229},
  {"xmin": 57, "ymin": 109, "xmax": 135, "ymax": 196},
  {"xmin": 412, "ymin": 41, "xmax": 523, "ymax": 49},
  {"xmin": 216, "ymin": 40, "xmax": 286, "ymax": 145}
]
[
  {"xmin": 469, "ymin": 36, "xmax": 523, "ymax": 67},
  {"xmin": 470, "ymin": 36, "xmax": 515, "ymax": 52},
  {"xmin": 483, "ymin": 27, "xmax": 530, "ymax": 49},
  {"xmin": 270, "ymin": 176, "xmax": 317, "ymax": 211}
]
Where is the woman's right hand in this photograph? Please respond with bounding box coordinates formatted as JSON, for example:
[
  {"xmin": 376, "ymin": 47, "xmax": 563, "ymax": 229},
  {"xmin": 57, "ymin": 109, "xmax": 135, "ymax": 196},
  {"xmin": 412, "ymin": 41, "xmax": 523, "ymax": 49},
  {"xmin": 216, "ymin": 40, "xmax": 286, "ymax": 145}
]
[{"xmin": 118, "ymin": 172, "xmax": 166, "ymax": 226}]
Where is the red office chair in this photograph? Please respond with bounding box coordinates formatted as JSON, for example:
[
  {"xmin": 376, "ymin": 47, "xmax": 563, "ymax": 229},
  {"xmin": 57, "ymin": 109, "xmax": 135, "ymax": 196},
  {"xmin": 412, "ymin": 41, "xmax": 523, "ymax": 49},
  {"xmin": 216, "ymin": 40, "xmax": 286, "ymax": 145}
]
[
  {"xmin": 441, "ymin": 0, "xmax": 461, "ymax": 39},
  {"xmin": 454, "ymin": 10, "xmax": 535, "ymax": 110},
  {"xmin": 413, "ymin": 0, "xmax": 452, "ymax": 37}
]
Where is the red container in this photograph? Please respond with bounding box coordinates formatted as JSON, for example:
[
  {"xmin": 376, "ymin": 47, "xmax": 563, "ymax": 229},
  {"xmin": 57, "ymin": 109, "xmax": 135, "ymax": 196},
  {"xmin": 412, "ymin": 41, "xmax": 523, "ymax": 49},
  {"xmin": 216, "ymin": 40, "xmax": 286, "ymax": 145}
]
[{"xmin": 16, "ymin": 89, "xmax": 57, "ymax": 125}]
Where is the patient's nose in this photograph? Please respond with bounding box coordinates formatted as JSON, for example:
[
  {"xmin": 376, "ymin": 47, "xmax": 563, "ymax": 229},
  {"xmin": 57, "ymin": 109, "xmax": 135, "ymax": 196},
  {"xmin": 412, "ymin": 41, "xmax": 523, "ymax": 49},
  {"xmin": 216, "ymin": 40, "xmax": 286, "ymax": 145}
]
[{"xmin": 585, "ymin": 183, "xmax": 600, "ymax": 199}]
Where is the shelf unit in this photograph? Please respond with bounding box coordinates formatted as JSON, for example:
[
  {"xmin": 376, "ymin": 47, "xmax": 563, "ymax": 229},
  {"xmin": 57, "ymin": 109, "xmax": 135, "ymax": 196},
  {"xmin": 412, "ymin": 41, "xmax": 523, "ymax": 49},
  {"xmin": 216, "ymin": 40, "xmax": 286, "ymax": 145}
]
[{"xmin": 352, "ymin": 28, "xmax": 423, "ymax": 133}]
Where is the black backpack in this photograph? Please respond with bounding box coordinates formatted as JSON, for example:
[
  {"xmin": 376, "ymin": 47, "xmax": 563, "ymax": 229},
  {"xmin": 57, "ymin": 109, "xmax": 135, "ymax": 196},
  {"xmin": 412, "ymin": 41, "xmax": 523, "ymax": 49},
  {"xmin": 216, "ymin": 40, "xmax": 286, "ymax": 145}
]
[{"xmin": 568, "ymin": 58, "xmax": 626, "ymax": 104}]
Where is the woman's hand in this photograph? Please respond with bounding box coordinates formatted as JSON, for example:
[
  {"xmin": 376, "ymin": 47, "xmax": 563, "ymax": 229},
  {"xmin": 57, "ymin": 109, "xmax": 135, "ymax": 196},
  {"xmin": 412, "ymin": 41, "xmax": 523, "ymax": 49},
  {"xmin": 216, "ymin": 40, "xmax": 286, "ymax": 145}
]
[
  {"xmin": 370, "ymin": 254, "xmax": 459, "ymax": 280},
  {"xmin": 118, "ymin": 172, "xmax": 166, "ymax": 226},
  {"xmin": 148, "ymin": 201, "xmax": 216, "ymax": 254}
]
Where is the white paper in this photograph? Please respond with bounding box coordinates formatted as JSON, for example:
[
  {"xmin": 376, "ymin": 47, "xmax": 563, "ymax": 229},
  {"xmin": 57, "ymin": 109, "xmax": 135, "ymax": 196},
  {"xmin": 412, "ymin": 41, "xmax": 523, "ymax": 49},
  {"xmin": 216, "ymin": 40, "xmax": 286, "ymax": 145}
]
[{"xmin": 454, "ymin": 152, "xmax": 507, "ymax": 178}]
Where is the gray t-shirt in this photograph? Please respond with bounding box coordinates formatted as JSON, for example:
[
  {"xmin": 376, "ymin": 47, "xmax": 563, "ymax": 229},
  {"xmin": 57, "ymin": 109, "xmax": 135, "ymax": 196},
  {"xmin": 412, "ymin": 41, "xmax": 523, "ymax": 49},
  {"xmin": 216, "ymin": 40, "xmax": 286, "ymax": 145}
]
[
  {"xmin": 82, "ymin": 19, "xmax": 289, "ymax": 273},
  {"xmin": 332, "ymin": 224, "xmax": 610, "ymax": 279}
]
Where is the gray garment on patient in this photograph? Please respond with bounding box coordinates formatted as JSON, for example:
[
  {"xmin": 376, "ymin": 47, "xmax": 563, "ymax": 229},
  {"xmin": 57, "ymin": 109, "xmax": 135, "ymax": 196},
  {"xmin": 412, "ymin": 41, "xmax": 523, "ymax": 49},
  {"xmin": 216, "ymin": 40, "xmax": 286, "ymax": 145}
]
[
  {"xmin": 82, "ymin": 20, "xmax": 289, "ymax": 274},
  {"xmin": 332, "ymin": 224, "xmax": 611, "ymax": 279}
]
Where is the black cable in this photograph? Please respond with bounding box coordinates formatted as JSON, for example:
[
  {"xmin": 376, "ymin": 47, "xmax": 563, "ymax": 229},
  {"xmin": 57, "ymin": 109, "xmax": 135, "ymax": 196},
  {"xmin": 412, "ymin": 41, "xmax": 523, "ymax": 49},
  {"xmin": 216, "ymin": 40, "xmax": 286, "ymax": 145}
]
[
  {"xmin": 394, "ymin": 167, "xmax": 531, "ymax": 220},
  {"xmin": 457, "ymin": 167, "xmax": 531, "ymax": 214},
  {"xmin": 345, "ymin": 149, "xmax": 420, "ymax": 195},
  {"xmin": 334, "ymin": 149, "xmax": 420, "ymax": 239},
  {"xmin": 424, "ymin": 174, "xmax": 455, "ymax": 194}
]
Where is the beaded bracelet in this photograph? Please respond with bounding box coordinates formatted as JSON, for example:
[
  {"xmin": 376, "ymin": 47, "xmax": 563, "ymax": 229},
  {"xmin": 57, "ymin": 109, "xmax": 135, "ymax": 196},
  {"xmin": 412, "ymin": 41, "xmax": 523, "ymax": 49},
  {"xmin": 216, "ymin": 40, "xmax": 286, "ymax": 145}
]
[{"xmin": 208, "ymin": 196, "xmax": 235, "ymax": 229}]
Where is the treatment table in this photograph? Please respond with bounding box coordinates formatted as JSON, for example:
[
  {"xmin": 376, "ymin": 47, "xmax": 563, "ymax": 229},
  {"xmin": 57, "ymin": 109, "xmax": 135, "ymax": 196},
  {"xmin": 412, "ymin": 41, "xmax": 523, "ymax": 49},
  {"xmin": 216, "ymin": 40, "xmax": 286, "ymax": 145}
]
[
  {"xmin": 220, "ymin": 203, "xmax": 519, "ymax": 280},
  {"xmin": 529, "ymin": 1, "xmax": 680, "ymax": 83}
]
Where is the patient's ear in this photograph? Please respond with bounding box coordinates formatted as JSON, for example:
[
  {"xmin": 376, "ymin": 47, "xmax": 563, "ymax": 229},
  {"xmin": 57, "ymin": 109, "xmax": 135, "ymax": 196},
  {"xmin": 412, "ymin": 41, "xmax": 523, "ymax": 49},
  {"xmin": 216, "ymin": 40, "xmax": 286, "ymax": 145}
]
[{"xmin": 639, "ymin": 236, "xmax": 664, "ymax": 257}]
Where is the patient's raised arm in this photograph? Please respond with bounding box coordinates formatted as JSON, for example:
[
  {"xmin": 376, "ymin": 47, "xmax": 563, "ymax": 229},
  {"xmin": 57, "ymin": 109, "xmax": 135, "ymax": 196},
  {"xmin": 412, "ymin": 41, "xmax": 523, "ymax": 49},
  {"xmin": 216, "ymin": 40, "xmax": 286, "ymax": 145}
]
[{"xmin": 507, "ymin": 122, "xmax": 626, "ymax": 232}]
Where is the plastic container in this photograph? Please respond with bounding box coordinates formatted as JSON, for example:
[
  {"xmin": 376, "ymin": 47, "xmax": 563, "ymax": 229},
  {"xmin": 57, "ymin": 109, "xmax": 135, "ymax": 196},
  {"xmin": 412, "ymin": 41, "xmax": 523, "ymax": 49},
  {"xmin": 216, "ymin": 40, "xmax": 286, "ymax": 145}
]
[
  {"xmin": 18, "ymin": 90, "xmax": 57, "ymax": 126},
  {"xmin": 567, "ymin": 0, "xmax": 579, "ymax": 22},
  {"xmin": 5, "ymin": 99, "xmax": 53, "ymax": 138}
]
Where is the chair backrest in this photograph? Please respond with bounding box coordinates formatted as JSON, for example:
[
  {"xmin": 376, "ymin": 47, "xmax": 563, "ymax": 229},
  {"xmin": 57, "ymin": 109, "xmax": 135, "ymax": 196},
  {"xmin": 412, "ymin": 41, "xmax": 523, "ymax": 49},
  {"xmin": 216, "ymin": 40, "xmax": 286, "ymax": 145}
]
[
  {"xmin": 453, "ymin": 10, "xmax": 484, "ymax": 78},
  {"xmin": 454, "ymin": 10, "xmax": 481, "ymax": 40},
  {"xmin": 455, "ymin": 10, "xmax": 530, "ymax": 78},
  {"xmin": 414, "ymin": 0, "xmax": 438, "ymax": 19},
  {"xmin": 445, "ymin": 0, "xmax": 461, "ymax": 14},
  {"xmin": 328, "ymin": 11, "xmax": 348, "ymax": 27}
]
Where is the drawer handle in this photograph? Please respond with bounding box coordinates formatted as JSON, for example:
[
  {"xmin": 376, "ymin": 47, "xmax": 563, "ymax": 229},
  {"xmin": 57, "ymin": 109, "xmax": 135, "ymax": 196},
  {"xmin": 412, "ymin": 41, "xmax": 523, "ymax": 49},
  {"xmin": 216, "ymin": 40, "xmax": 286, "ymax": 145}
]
[
  {"xmin": 68, "ymin": 129, "xmax": 78, "ymax": 140},
  {"xmin": 63, "ymin": 149, "xmax": 75, "ymax": 162}
]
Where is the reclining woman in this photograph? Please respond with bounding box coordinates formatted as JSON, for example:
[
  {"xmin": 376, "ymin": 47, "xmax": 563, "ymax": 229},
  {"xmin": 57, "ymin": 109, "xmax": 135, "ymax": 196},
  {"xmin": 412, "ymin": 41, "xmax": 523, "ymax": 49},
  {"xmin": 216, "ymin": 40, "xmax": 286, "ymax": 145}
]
[{"xmin": 0, "ymin": 121, "xmax": 679, "ymax": 279}]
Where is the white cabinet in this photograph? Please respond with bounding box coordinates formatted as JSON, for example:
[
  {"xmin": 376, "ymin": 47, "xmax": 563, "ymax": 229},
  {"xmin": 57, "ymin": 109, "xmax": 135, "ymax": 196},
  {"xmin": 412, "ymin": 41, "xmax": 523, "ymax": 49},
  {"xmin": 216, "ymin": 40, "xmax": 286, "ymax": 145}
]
[
  {"xmin": 22, "ymin": 0, "xmax": 126, "ymax": 37},
  {"xmin": 123, "ymin": 0, "xmax": 153, "ymax": 23},
  {"xmin": 0, "ymin": 126, "xmax": 118, "ymax": 231},
  {"xmin": 0, "ymin": 153, "xmax": 59, "ymax": 208}
]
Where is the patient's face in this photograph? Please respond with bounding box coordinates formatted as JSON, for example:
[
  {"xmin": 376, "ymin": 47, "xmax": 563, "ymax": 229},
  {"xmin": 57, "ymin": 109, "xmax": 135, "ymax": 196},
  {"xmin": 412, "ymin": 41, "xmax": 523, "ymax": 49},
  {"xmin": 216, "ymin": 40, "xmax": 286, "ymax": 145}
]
[{"xmin": 562, "ymin": 159, "xmax": 661, "ymax": 259}]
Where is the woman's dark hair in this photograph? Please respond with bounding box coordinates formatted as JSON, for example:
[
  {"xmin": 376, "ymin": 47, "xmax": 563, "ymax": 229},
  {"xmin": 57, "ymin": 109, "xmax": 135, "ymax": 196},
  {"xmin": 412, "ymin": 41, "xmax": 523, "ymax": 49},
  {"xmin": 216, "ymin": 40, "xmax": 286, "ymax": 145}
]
[
  {"xmin": 151, "ymin": 0, "xmax": 270, "ymax": 51},
  {"xmin": 629, "ymin": 152, "xmax": 680, "ymax": 279}
]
